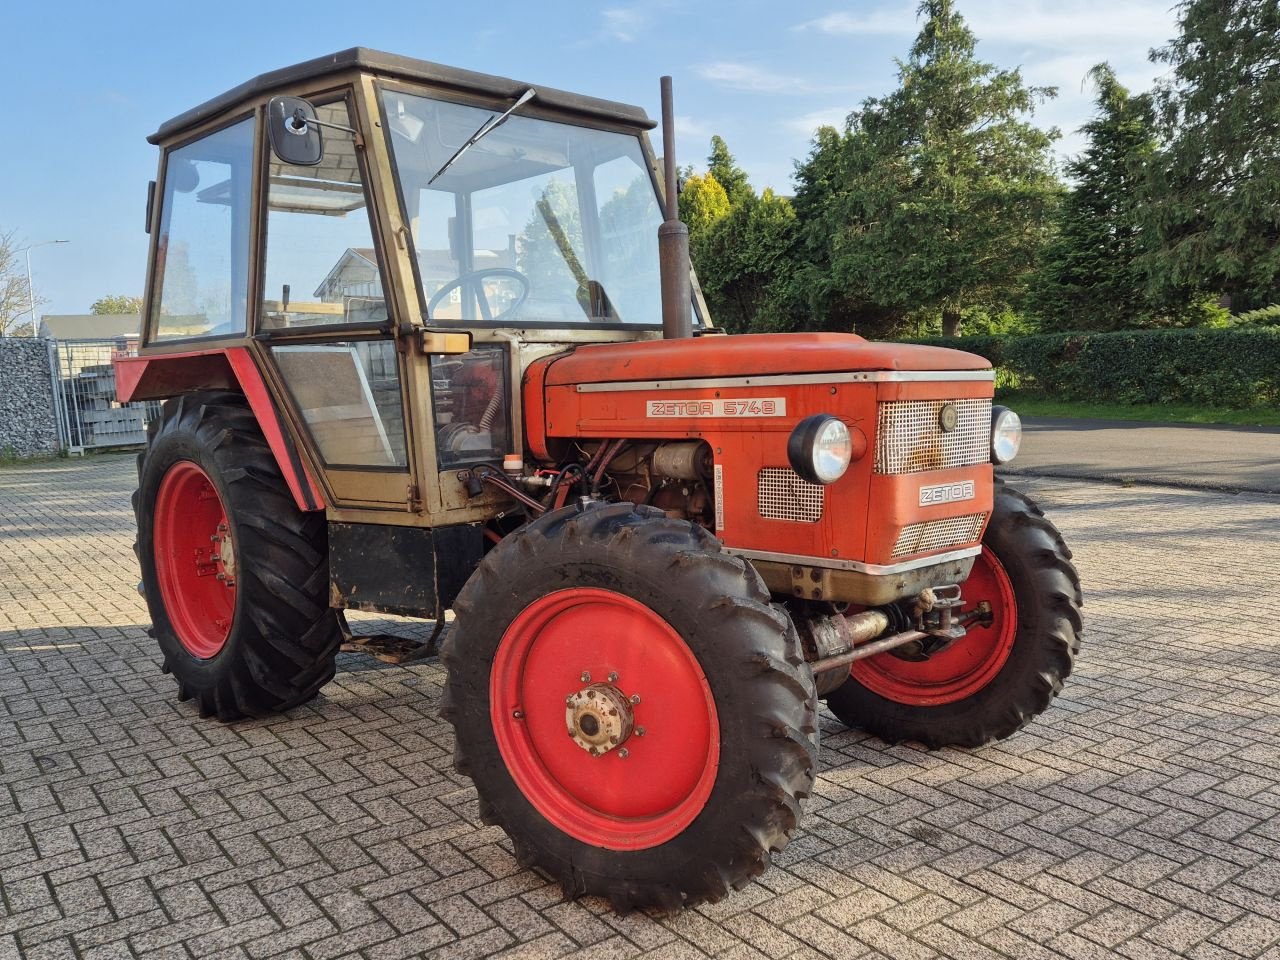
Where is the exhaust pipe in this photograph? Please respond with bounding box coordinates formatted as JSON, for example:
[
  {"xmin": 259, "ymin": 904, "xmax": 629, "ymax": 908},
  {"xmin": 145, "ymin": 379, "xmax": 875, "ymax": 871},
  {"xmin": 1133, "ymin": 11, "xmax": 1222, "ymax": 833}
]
[{"xmin": 658, "ymin": 75, "xmax": 693, "ymax": 340}]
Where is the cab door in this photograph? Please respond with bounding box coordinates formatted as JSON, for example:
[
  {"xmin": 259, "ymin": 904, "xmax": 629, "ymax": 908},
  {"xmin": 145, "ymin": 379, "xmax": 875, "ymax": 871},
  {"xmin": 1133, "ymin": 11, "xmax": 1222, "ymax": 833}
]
[{"xmin": 253, "ymin": 90, "xmax": 418, "ymax": 511}]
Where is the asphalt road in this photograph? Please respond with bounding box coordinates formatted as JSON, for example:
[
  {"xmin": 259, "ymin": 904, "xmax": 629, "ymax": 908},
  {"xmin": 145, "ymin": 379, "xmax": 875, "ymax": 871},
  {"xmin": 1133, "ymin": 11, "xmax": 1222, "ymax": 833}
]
[{"xmin": 1001, "ymin": 416, "xmax": 1280, "ymax": 494}]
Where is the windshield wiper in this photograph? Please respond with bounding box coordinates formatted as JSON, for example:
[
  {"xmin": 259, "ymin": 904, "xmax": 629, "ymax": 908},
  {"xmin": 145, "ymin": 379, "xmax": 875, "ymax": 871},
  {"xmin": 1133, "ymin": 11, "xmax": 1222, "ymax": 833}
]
[{"xmin": 427, "ymin": 88, "xmax": 537, "ymax": 185}]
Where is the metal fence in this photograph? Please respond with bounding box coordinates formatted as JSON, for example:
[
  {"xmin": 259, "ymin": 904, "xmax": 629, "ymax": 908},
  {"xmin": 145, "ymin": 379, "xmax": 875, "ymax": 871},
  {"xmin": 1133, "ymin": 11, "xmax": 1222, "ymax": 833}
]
[{"xmin": 51, "ymin": 339, "xmax": 161, "ymax": 454}]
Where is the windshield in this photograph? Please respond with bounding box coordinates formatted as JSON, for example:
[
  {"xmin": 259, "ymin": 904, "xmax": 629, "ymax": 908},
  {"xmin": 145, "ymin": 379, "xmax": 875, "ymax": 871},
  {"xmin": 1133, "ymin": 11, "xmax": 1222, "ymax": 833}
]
[{"xmin": 381, "ymin": 89, "xmax": 670, "ymax": 327}]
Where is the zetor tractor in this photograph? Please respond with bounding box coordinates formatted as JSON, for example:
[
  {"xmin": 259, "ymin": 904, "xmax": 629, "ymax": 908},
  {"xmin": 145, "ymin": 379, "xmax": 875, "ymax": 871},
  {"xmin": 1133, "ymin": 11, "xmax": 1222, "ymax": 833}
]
[{"xmin": 118, "ymin": 49, "xmax": 1082, "ymax": 912}]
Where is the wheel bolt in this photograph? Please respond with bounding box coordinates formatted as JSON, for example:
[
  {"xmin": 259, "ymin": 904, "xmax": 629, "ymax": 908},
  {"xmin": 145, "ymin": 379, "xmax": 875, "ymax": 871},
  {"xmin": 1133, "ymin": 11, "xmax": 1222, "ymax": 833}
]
[{"xmin": 580, "ymin": 671, "xmax": 591, "ymax": 683}]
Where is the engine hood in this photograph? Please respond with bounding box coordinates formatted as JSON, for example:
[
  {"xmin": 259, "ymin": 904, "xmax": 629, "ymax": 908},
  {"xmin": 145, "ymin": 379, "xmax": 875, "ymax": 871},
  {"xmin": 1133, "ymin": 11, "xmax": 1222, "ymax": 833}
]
[{"xmin": 540, "ymin": 332, "xmax": 992, "ymax": 387}]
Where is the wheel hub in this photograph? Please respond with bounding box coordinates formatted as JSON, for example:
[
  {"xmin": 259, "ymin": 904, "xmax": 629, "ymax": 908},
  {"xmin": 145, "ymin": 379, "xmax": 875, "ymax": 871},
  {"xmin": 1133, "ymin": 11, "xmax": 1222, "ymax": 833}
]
[{"xmin": 565, "ymin": 682, "xmax": 634, "ymax": 756}]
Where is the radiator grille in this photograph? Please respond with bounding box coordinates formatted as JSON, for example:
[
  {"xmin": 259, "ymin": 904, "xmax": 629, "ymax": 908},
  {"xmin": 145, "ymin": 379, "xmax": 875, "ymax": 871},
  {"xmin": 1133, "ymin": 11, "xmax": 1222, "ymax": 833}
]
[
  {"xmin": 758, "ymin": 468, "xmax": 824, "ymax": 522},
  {"xmin": 892, "ymin": 513, "xmax": 988, "ymax": 558},
  {"xmin": 876, "ymin": 398, "xmax": 991, "ymax": 474}
]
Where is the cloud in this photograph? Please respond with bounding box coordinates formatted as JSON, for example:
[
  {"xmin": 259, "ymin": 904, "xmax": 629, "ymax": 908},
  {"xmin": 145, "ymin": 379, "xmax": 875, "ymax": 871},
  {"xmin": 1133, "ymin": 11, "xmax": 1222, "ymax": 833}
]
[
  {"xmin": 601, "ymin": 7, "xmax": 646, "ymax": 42},
  {"xmin": 784, "ymin": 108, "xmax": 851, "ymax": 136},
  {"xmin": 675, "ymin": 115, "xmax": 712, "ymax": 138},
  {"xmin": 792, "ymin": 1, "xmax": 1178, "ymax": 163},
  {"xmin": 699, "ymin": 62, "xmax": 843, "ymax": 94},
  {"xmin": 795, "ymin": 1, "xmax": 1173, "ymax": 46}
]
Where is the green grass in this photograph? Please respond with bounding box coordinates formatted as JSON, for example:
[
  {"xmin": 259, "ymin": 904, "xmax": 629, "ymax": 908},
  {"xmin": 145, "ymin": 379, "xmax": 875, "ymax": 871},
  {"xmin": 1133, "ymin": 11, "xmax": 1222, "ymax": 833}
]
[{"xmin": 996, "ymin": 390, "xmax": 1280, "ymax": 427}]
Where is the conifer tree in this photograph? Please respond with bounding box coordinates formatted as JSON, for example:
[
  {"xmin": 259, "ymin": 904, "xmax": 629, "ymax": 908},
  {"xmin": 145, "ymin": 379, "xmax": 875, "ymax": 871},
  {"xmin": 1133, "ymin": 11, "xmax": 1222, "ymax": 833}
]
[
  {"xmin": 1025, "ymin": 65, "xmax": 1156, "ymax": 331},
  {"xmin": 1144, "ymin": 0, "xmax": 1280, "ymax": 307}
]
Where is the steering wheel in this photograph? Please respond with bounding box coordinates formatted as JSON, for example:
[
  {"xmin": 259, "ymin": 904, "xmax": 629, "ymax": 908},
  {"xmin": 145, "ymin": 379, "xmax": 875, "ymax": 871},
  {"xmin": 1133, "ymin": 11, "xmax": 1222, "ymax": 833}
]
[{"xmin": 427, "ymin": 268, "xmax": 531, "ymax": 324}]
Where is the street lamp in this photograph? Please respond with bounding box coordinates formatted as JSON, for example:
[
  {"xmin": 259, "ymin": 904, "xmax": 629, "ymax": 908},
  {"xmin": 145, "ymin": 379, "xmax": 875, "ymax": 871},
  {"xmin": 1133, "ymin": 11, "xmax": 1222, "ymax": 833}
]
[{"xmin": 10, "ymin": 239, "xmax": 70, "ymax": 337}]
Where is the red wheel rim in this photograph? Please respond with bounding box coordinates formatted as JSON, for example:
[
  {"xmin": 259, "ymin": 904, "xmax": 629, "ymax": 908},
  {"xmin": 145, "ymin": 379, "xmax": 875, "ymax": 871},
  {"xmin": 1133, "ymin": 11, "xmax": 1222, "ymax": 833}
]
[
  {"xmin": 851, "ymin": 546, "xmax": 1017, "ymax": 706},
  {"xmin": 153, "ymin": 461, "xmax": 236, "ymax": 660},
  {"xmin": 490, "ymin": 588, "xmax": 720, "ymax": 851}
]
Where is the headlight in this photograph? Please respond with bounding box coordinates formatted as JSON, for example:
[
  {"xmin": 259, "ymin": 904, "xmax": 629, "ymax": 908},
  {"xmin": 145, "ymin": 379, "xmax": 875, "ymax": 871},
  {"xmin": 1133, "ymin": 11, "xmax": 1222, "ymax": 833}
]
[
  {"xmin": 991, "ymin": 406, "xmax": 1022, "ymax": 464},
  {"xmin": 788, "ymin": 415, "xmax": 853, "ymax": 485}
]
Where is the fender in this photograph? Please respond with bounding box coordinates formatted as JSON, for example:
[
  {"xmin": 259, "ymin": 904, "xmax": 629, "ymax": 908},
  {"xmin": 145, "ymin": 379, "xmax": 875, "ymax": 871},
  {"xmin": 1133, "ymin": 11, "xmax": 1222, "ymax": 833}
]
[{"xmin": 115, "ymin": 347, "xmax": 324, "ymax": 512}]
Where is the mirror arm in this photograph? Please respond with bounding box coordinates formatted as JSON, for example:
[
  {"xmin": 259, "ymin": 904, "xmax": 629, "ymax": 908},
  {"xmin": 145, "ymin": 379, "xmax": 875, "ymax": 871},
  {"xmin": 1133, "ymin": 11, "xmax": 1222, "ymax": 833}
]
[{"xmin": 288, "ymin": 111, "xmax": 364, "ymax": 147}]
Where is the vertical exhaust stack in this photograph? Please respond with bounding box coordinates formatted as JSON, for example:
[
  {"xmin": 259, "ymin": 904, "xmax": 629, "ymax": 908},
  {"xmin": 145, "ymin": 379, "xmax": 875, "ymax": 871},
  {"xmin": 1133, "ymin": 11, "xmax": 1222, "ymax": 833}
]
[{"xmin": 658, "ymin": 76, "xmax": 693, "ymax": 340}]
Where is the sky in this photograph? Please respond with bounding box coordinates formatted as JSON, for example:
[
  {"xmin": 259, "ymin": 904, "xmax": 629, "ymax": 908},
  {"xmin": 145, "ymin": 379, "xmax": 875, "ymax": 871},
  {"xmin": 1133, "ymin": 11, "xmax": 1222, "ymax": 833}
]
[{"xmin": 0, "ymin": 0, "xmax": 1180, "ymax": 319}]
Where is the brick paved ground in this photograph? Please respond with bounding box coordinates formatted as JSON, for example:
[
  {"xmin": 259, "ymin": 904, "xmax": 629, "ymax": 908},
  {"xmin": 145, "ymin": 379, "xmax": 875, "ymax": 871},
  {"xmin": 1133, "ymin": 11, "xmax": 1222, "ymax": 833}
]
[{"xmin": 2, "ymin": 453, "xmax": 1279, "ymax": 960}]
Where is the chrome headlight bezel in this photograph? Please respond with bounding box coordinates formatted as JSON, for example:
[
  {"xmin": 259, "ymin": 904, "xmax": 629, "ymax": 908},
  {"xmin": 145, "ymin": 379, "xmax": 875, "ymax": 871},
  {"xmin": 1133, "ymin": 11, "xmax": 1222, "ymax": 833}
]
[
  {"xmin": 787, "ymin": 414, "xmax": 853, "ymax": 485},
  {"xmin": 991, "ymin": 405, "xmax": 1022, "ymax": 464}
]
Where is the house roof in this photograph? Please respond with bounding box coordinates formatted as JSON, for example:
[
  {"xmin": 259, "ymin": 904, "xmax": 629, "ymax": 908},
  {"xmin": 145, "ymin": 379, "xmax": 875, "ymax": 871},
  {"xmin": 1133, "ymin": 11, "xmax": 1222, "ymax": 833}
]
[
  {"xmin": 313, "ymin": 248, "xmax": 378, "ymax": 298},
  {"xmin": 151, "ymin": 47, "xmax": 655, "ymax": 145},
  {"xmin": 40, "ymin": 314, "xmax": 140, "ymax": 340}
]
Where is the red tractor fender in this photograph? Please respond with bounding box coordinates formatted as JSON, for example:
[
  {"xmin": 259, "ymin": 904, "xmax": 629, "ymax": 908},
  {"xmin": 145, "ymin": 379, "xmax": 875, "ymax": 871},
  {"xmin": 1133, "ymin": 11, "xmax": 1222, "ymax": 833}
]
[{"xmin": 115, "ymin": 347, "xmax": 325, "ymax": 512}]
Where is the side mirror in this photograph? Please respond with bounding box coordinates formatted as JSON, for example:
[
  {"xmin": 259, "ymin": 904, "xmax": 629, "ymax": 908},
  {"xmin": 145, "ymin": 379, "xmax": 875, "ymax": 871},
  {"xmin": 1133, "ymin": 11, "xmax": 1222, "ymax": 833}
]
[{"xmin": 267, "ymin": 96, "xmax": 323, "ymax": 166}]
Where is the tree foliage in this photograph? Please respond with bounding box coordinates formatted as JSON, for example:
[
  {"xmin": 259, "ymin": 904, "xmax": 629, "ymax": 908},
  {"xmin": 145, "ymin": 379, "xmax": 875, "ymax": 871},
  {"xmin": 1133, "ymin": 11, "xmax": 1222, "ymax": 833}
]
[
  {"xmin": 1144, "ymin": 0, "xmax": 1280, "ymax": 308},
  {"xmin": 1, "ymin": 230, "xmax": 42, "ymax": 336},
  {"xmin": 812, "ymin": 0, "xmax": 1061, "ymax": 337},
  {"xmin": 678, "ymin": 172, "xmax": 730, "ymax": 246},
  {"xmin": 695, "ymin": 189, "xmax": 796, "ymax": 333},
  {"xmin": 1024, "ymin": 65, "xmax": 1158, "ymax": 331},
  {"xmin": 90, "ymin": 294, "xmax": 144, "ymax": 315},
  {"xmin": 706, "ymin": 136, "xmax": 753, "ymax": 205}
]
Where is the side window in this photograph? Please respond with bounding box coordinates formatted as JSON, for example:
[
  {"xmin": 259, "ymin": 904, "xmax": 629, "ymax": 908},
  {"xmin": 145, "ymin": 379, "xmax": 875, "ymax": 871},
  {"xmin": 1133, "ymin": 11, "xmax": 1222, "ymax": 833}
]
[
  {"xmin": 430, "ymin": 346, "xmax": 511, "ymax": 468},
  {"xmin": 272, "ymin": 341, "xmax": 407, "ymax": 467},
  {"xmin": 260, "ymin": 101, "xmax": 388, "ymax": 329},
  {"xmin": 151, "ymin": 118, "xmax": 254, "ymax": 340}
]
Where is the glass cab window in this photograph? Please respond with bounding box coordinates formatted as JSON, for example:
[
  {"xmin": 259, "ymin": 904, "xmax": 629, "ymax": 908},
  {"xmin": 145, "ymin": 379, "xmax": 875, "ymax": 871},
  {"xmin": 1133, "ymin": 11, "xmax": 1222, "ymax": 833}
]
[
  {"xmin": 259, "ymin": 101, "xmax": 389, "ymax": 329},
  {"xmin": 151, "ymin": 117, "xmax": 255, "ymax": 340},
  {"xmin": 381, "ymin": 90, "xmax": 667, "ymax": 327},
  {"xmin": 261, "ymin": 99, "xmax": 408, "ymax": 469}
]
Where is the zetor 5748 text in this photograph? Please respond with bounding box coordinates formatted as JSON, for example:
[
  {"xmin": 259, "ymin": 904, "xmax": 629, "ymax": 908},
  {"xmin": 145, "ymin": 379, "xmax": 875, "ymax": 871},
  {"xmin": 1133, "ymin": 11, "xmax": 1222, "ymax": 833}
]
[{"xmin": 117, "ymin": 49, "xmax": 1083, "ymax": 913}]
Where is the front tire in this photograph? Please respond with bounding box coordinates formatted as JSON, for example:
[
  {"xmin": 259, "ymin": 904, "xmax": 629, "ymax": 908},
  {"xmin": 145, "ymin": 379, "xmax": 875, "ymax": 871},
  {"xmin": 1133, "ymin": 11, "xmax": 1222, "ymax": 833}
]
[
  {"xmin": 134, "ymin": 391, "xmax": 341, "ymax": 721},
  {"xmin": 825, "ymin": 482, "xmax": 1082, "ymax": 748},
  {"xmin": 441, "ymin": 502, "xmax": 818, "ymax": 913}
]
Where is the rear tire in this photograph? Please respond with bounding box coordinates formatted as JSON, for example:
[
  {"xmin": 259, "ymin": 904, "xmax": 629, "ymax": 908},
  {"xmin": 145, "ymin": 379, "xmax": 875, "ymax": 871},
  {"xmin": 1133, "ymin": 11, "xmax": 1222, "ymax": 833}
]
[
  {"xmin": 441, "ymin": 502, "xmax": 818, "ymax": 913},
  {"xmin": 134, "ymin": 391, "xmax": 341, "ymax": 721},
  {"xmin": 825, "ymin": 482, "xmax": 1082, "ymax": 748}
]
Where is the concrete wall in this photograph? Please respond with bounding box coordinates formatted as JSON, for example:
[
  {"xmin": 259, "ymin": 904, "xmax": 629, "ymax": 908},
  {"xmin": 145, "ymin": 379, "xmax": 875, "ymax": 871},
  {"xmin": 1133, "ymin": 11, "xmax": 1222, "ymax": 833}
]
[{"xmin": 0, "ymin": 338, "xmax": 60, "ymax": 458}]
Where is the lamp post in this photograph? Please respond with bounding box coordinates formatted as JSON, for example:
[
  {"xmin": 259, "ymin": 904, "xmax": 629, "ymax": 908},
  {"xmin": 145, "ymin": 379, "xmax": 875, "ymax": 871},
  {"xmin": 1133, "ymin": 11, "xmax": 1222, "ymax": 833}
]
[{"xmin": 11, "ymin": 239, "xmax": 70, "ymax": 337}]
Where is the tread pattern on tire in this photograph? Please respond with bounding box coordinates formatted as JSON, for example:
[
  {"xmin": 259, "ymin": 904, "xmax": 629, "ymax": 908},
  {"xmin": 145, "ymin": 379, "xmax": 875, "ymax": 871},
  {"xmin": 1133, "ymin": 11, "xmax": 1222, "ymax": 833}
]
[
  {"xmin": 440, "ymin": 501, "xmax": 818, "ymax": 913},
  {"xmin": 134, "ymin": 391, "xmax": 341, "ymax": 721},
  {"xmin": 825, "ymin": 479, "xmax": 1083, "ymax": 749}
]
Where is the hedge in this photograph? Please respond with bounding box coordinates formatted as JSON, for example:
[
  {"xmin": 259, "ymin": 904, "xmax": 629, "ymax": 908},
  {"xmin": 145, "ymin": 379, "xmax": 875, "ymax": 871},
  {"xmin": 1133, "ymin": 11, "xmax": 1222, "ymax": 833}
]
[{"xmin": 908, "ymin": 328, "xmax": 1280, "ymax": 409}]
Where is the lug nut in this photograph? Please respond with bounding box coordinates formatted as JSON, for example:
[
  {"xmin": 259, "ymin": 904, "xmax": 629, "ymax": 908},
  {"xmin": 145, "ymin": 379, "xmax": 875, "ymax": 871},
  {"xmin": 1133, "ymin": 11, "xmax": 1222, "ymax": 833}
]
[
  {"xmin": 618, "ymin": 748, "xmax": 629, "ymax": 759},
  {"xmin": 630, "ymin": 694, "xmax": 641, "ymax": 705},
  {"xmin": 608, "ymin": 671, "xmax": 619, "ymax": 682},
  {"xmin": 580, "ymin": 671, "xmax": 591, "ymax": 683},
  {"xmin": 635, "ymin": 726, "xmax": 646, "ymax": 737}
]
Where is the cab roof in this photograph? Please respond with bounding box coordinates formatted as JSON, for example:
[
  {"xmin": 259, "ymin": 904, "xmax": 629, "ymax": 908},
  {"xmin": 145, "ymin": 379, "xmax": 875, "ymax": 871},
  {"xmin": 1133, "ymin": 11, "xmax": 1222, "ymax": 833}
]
[{"xmin": 150, "ymin": 47, "xmax": 656, "ymax": 145}]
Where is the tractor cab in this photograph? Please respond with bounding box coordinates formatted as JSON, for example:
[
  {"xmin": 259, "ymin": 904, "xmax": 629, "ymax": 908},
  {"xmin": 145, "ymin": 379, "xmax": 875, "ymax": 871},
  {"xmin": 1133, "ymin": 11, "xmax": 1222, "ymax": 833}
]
[
  {"xmin": 119, "ymin": 50, "xmax": 1082, "ymax": 914},
  {"xmin": 127, "ymin": 48, "xmax": 695, "ymax": 519}
]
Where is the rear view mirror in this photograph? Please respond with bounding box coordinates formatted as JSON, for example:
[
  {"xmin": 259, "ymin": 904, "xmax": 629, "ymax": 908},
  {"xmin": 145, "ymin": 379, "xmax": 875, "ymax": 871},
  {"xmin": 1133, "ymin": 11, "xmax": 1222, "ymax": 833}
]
[{"xmin": 267, "ymin": 96, "xmax": 323, "ymax": 166}]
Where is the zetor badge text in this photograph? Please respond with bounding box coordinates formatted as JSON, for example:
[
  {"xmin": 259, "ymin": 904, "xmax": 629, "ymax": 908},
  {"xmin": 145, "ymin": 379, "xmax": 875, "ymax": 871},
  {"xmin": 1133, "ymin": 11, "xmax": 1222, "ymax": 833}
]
[
  {"xmin": 646, "ymin": 398, "xmax": 788, "ymax": 418},
  {"xmin": 919, "ymin": 480, "xmax": 976, "ymax": 507}
]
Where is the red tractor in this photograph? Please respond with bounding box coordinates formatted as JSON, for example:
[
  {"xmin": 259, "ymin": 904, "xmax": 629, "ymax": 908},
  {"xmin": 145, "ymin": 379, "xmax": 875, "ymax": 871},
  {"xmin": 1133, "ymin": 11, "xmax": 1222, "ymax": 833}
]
[{"xmin": 118, "ymin": 49, "xmax": 1082, "ymax": 912}]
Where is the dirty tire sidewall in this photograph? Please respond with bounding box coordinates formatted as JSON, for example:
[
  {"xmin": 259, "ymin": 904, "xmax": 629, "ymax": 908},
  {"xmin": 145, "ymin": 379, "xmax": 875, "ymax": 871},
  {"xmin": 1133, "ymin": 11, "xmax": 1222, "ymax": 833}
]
[
  {"xmin": 441, "ymin": 502, "xmax": 818, "ymax": 913},
  {"xmin": 135, "ymin": 391, "xmax": 341, "ymax": 721},
  {"xmin": 824, "ymin": 481, "xmax": 1083, "ymax": 749}
]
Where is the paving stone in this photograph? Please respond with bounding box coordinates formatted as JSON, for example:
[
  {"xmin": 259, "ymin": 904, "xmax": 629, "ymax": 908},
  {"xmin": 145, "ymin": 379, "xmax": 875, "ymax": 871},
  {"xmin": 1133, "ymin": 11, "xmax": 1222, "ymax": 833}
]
[{"xmin": 4, "ymin": 457, "xmax": 1280, "ymax": 959}]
